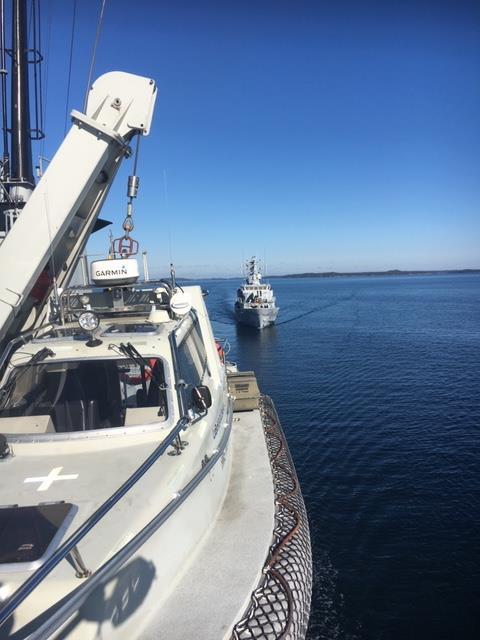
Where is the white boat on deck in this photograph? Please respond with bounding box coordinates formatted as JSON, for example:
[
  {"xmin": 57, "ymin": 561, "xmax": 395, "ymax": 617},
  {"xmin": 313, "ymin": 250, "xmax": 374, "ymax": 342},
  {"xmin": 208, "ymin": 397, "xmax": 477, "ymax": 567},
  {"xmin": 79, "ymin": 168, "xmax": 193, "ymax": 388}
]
[
  {"xmin": 0, "ymin": 4, "xmax": 311, "ymax": 638},
  {"xmin": 234, "ymin": 258, "xmax": 279, "ymax": 329}
]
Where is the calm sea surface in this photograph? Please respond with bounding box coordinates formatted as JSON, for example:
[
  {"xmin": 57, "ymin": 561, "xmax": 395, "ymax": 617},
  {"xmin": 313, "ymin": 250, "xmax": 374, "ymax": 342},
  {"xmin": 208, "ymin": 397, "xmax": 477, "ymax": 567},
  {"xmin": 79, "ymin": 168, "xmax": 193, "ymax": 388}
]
[{"xmin": 200, "ymin": 273, "xmax": 480, "ymax": 640}]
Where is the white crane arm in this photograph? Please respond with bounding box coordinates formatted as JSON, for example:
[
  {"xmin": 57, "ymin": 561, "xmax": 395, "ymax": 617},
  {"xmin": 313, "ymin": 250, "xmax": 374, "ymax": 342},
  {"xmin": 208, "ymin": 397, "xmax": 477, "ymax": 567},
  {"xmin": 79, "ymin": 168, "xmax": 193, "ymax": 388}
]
[{"xmin": 0, "ymin": 71, "xmax": 157, "ymax": 349}]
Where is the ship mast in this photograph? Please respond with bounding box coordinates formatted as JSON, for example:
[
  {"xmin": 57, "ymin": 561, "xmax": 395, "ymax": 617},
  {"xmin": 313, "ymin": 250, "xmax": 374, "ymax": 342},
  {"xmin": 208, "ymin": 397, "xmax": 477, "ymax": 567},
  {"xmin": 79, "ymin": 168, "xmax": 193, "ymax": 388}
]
[
  {"xmin": 10, "ymin": 0, "xmax": 34, "ymax": 198},
  {"xmin": 0, "ymin": 0, "xmax": 9, "ymax": 170},
  {"xmin": 0, "ymin": 0, "xmax": 42, "ymax": 238}
]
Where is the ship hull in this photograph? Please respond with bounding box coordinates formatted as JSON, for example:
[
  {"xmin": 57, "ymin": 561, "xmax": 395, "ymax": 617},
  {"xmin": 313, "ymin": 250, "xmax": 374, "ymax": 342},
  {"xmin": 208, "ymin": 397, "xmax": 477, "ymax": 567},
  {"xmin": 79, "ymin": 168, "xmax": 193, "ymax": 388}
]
[{"xmin": 234, "ymin": 304, "xmax": 279, "ymax": 329}]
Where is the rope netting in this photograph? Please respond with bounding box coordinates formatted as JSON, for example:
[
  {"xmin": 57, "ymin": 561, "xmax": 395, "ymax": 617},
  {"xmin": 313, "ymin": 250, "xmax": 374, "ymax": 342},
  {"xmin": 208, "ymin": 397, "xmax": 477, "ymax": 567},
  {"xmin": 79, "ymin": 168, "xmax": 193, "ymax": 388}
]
[{"xmin": 231, "ymin": 396, "xmax": 312, "ymax": 640}]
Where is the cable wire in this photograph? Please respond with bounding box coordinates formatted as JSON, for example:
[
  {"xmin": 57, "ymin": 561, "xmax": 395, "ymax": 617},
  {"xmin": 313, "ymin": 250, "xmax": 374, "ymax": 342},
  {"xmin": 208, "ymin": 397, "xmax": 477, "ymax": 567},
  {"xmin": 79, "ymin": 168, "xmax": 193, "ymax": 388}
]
[
  {"xmin": 63, "ymin": 0, "xmax": 77, "ymax": 135},
  {"xmin": 84, "ymin": 0, "xmax": 107, "ymax": 112}
]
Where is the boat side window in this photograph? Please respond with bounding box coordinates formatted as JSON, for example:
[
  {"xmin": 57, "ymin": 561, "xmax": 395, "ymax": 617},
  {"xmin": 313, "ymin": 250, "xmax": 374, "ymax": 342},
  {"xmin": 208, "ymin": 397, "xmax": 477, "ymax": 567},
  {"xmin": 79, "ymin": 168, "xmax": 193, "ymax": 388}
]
[
  {"xmin": 0, "ymin": 358, "xmax": 168, "ymax": 433},
  {"xmin": 175, "ymin": 316, "xmax": 211, "ymax": 412}
]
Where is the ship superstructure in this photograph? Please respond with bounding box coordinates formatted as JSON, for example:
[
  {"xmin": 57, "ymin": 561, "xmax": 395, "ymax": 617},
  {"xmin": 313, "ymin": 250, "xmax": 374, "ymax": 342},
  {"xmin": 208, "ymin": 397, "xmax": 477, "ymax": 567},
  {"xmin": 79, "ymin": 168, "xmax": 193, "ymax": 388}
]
[{"xmin": 234, "ymin": 257, "xmax": 279, "ymax": 329}]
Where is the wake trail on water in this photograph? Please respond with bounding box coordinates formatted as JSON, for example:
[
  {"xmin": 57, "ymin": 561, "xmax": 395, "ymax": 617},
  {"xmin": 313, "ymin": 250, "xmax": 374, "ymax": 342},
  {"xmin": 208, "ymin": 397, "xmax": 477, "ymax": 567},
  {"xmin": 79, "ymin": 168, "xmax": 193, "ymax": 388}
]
[
  {"xmin": 307, "ymin": 549, "xmax": 361, "ymax": 640},
  {"xmin": 276, "ymin": 294, "xmax": 356, "ymax": 327},
  {"xmin": 210, "ymin": 314, "xmax": 236, "ymax": 326},
  {"xmin": 209, "ymin": 293, "xmax": 357, "ymax": 327}
]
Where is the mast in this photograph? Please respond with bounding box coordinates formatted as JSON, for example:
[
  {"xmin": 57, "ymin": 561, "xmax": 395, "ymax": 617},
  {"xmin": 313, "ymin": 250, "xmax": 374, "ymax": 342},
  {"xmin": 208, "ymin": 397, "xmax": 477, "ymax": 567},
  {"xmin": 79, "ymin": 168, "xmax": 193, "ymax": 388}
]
[
  {"xmin": 10, "ymin": 0, "xmax": 34, "ymax": 196},
  {"xmin": 0, "ymin": 0, "xmax": 9, "ymax": 169},
  {"xmin": 0, "ymin": 0, "xmax": 42, "ymax": 238}
]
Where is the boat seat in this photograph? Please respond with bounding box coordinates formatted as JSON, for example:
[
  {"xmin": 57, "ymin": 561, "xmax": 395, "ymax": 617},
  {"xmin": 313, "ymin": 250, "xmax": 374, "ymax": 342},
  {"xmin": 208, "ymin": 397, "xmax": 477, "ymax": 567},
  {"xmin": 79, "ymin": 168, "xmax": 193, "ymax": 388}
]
[
  {"xmin": 136, "ymin": 389, "xmax": 147, "ymax": 407},
  {"xmin": 52, "ymin": 400, "xmax": 86, "ymax": 432},
  {"xmin": 85, "ymin": 399, "xmax": 101, "ymax": 430},
  {"xmin": 51, "ymin": 371, "xmax": 86, "ymax": 432},
  {"xmin": 77, "ymin": 361, "xmax": 123, "ymax": 428}
]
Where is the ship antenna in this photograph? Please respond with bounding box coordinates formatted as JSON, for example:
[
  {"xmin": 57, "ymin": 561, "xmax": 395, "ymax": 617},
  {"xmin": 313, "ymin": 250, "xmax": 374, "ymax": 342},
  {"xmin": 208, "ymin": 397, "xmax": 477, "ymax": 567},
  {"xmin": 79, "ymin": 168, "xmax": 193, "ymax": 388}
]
[
  {"xmin": 108, "ymin": 229, "xmax": 114, "ymax": 258},
  {"xmin": 163, "ymin": 168, "xmax": 174, "ymax": 265}
]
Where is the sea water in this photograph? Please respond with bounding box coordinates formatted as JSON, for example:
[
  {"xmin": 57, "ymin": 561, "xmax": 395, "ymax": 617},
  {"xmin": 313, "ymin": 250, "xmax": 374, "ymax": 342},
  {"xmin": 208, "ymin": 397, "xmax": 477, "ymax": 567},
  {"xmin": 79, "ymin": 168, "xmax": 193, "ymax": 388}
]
[{"xmin": 202, "ymin": 273, "xmax": 480, "ymax": 640}]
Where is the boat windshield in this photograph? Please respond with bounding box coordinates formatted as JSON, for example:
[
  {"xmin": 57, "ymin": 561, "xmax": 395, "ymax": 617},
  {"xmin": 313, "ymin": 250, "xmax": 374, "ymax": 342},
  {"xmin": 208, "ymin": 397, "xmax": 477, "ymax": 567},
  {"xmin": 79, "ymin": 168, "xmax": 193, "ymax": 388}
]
[{"xmin": 0, "ymin": 358, "xmax": 168, "ymax": 432}]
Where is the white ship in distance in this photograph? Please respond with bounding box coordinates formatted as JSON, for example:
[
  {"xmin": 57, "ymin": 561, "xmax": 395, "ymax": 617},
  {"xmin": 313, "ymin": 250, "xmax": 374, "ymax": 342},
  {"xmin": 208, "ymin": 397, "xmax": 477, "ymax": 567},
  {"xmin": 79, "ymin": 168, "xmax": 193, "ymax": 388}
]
[{"xmin": 234, "ymin": 257, "xmax": 279, "ymax": 329}]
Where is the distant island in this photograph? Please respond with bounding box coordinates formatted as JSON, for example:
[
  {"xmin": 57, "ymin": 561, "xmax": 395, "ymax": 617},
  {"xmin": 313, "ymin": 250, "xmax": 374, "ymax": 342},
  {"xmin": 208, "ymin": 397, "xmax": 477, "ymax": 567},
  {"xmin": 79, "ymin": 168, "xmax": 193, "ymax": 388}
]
[
  {"xmin": 176, "ymin": 269, "xmax": 480, "ymax": 282},
  {"xmin": 269, "ymin": 269, "xmax": 480, "ymax": 279}
]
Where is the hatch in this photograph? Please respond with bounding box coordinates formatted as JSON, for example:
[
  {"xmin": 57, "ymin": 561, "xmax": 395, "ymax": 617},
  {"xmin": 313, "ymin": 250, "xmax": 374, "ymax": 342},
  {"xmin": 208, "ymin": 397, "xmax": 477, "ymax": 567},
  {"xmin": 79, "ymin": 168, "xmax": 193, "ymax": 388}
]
[{"xmin": 0, "ymin": 502, "xmax": 76, "ymax": 571}]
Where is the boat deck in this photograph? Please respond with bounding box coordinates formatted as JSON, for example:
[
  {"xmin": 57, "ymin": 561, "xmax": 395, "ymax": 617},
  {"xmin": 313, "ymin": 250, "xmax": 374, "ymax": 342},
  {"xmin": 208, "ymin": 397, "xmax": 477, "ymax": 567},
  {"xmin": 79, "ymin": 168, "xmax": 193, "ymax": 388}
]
[{"xmin": 139, "ymin": 408, "xmax": 275, "ymax": 640}]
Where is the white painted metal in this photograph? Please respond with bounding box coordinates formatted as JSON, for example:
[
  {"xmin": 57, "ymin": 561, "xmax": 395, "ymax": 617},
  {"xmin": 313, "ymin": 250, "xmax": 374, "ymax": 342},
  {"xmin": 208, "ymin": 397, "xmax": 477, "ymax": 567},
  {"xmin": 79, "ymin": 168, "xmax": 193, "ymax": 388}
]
[
  {"xmin": 170, "ymin": 290, "xmax": 192, "ymax": 316},
  {"xmin": 139, "ymin": 408, "xmax": 275, "ymax": 640},
  {"xmin": 80, "ymin": 255, "xmax": 90, "ymax": 286},
  {"xmin": 90, "ymin": 257, "xmax": 140, "ymax": 286},
  {"xmin": 0, "ymin": 72, "xmax": 157, "ymax": 348},
  {"xmin": 142, "ymin": 251, "xmax": 150, "ymax": 282}
]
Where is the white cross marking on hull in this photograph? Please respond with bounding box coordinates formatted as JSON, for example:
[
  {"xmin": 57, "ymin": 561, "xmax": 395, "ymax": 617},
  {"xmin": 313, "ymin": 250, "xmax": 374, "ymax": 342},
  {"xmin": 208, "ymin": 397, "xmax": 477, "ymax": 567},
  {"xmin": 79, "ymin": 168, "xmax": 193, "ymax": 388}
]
[{"xmin": 24, "ymin": 466, "xmax": 79, "ymax": 492}]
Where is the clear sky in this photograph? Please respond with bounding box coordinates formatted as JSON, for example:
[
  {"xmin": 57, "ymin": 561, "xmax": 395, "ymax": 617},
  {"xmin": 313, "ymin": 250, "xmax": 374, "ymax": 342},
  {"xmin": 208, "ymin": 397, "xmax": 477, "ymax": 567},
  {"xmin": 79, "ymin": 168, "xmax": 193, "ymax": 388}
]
[{"xmin": 25, "ymin": 0, "xmax": 480, "ymax": 277}]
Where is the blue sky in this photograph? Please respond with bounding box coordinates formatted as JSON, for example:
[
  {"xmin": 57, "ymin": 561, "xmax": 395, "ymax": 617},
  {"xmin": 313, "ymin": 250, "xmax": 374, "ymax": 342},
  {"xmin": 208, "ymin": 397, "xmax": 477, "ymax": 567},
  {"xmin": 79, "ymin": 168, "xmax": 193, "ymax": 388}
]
[{"xmin": 24, "ymin": 0, "xmax": 480, "ymax": 276}]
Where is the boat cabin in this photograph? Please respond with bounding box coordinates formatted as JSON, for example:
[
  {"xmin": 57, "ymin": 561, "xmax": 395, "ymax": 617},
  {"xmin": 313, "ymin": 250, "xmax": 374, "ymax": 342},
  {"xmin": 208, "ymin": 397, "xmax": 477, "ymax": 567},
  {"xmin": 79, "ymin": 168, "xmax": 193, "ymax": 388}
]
[{"xmin": 0, "ymin": 283, "xmax": 217, "ymax": 438}]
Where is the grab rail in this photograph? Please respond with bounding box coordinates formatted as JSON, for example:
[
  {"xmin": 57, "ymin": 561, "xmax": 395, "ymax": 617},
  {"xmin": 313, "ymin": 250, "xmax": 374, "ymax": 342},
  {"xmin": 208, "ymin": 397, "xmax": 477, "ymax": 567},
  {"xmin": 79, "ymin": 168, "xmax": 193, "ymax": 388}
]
[{"xmin": 0, "ymin": 415, "xmax": 190, "ymax": 630}]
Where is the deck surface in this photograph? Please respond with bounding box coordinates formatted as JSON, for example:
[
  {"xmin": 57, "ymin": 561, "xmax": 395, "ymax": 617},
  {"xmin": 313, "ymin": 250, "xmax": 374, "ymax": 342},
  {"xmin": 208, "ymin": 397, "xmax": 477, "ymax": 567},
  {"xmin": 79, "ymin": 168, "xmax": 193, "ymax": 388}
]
[{"xmin": 139, "ymin": 408, "xmax": 275, "ymax": 640}]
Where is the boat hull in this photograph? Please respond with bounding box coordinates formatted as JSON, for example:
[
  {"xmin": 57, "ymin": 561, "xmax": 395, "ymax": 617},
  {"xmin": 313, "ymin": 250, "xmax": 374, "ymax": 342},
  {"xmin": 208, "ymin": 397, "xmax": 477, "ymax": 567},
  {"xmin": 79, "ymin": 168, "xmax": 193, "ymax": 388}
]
[{"xmin": 234, "ymin": 305, "xmax": 279, "ymax": 329}]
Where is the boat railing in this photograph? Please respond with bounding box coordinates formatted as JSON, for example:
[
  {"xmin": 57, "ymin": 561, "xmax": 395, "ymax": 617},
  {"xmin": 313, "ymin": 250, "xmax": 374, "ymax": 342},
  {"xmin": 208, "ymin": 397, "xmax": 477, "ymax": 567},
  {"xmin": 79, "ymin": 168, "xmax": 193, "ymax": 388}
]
[{"xmin": 0, "ymin": 413, "xmax": 191, "ymax": 632}]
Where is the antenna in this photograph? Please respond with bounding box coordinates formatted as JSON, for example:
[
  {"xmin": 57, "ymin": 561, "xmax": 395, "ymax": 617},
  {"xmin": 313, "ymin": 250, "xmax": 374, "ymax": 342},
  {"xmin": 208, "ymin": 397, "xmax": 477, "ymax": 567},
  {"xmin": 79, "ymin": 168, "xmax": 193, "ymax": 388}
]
[
  {"xmin": 163, "ymin": 168, "xmax": 173, "ymax": 265},
  {"xmin": 142, "ymin": 251, "xmax": 150, "ymax": 282}
]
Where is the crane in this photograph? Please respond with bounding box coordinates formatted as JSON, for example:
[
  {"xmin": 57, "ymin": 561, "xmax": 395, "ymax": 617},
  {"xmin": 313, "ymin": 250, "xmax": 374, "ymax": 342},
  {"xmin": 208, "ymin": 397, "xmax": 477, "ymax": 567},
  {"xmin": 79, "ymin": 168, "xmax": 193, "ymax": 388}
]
[{"xmin": 0, "ymin": 70, "xmax": 157, "ymax": 352}]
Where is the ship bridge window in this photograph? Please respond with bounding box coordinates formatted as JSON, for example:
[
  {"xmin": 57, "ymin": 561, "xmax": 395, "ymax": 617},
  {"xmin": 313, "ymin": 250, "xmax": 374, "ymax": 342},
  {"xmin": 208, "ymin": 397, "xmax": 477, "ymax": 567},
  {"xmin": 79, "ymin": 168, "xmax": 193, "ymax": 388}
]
[{"xmin": 0, "ymin": 358, "xmax": 168, "ymax": 433}]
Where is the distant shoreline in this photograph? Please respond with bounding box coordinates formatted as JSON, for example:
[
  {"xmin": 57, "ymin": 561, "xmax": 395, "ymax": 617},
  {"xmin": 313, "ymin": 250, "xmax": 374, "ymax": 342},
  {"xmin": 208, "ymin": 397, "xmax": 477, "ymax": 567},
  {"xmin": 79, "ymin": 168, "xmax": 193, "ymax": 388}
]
[
  {"xmin": 184, "ymin": 268, "xmax": 480, "ymax": 282},
  {"xmin": 268, "ymin": 269, "xmax": 480, "ymax": 279}
]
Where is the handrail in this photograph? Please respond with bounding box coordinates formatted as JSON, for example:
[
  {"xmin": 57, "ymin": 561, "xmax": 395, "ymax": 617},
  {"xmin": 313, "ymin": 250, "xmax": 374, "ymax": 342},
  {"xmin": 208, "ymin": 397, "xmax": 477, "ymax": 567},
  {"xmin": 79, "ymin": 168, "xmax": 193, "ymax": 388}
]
[
  {"xmin": 0, "ymin": 415, "xmax": 190, "ymax": 629},
  {"xmin": 24, "ymin": 396, "xmax": 233, "ymax": 640}
]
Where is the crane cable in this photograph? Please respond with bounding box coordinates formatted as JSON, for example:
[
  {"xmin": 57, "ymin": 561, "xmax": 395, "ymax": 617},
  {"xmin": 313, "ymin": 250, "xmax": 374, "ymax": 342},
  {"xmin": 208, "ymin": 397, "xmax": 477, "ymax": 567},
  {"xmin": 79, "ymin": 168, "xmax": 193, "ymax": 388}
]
[
  {"xmin": 63, "ymin": 0, "xmax": 77, "ymax": 135},
  {"xmin": 84, "ymin": 0, "xmax": 107, "ymax": 112}
]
